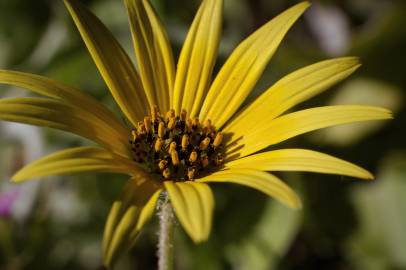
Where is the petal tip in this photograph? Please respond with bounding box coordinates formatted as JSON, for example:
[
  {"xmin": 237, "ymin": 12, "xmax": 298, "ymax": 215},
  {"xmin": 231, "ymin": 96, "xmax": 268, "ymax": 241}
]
[
  {"xmin": 337, "ymin": 56, "xmax": 361, "ymax": 69},
  {"xmin": 363, "ymin": 171, "xmax": 375, "ymax": 180},
  {"xmin": 387, "ymin": 111, "xmax": 395, "ymax": 119},
  {"xmin": 288, "ymin": 2, "xmax": 311, "ymax": 16},
  {"xmin": 191, "ymin": 234, "xmax": 209, "ymax": 244},
  {"xmin": 10, "ymin": 174, "xmax": 24, "ymax": 183},
  {"xmin": 299, "ymin": 1, "xmax": 312, "ymax": 10},
  {"xmin": 63, "ymin": 0, "xmax": 73, "ymax": 6},
  {"xmin": 346, "ymin": 56, "xmax": 361, "ymax": 63},
  {"xmin": 350, "ymin": 57, "xmax": 362, "ymax": 68},
  {"xmin": 290, "ymin": 197, "xmax": 303, "ymax": 209},
  {"xmin": 284, "ymin": 191, "xmax": 303, "ymax": 209},
  {"xmin": 379, "ymin": 108, "xmax": 394, "ymax": 119}
]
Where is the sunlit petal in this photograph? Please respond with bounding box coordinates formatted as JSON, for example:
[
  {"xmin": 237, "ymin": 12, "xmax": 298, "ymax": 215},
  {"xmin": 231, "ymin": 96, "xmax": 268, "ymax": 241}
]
[
  {"xmin": 125, "ymin": 0, "xmax": 175, "ymax": 112},
  {"xmin": 227, "ymin": 105, "xmax": 392, "ymax": 158},
  {"xmin": 0, "ymin": 97, "xmax": 131, "ymax": 157},
  {"xmin": 224, "ymin": 57, "xmax": 361, "ymax": 133},
  {"xmin": 199, "ymin": 2, "xmax": 310, "ymax": 128},
  {"xmin": 164, "ymin": 181, "xmax": 214, "ymax": 243},
  {"xmin": 0, "ymin": 70, "xmax": 129, "ymax": 137},
  {"xmin": 64, "ymin": 0, "xmax": 149, "ymax": 125},
  {"xmin": 12, "ymin": 147, "xmax": 141, "ymax": 182},
  {"xmin": 225, "ymin": 149, "xmax": 373, "ymax": 179},
  {"xmin": 198, "ymin": 169, "xmax": 301, "ymax": 209},
  {"xmin": 173, "ymin": 0, "xmax": 223, "ymax": 116}
]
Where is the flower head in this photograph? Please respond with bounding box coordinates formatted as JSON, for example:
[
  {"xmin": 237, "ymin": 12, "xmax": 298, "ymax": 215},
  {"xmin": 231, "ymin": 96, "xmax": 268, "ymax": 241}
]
[{"xmin": 0, "ymin": 0, "xmax": 392, "ymax": 267}]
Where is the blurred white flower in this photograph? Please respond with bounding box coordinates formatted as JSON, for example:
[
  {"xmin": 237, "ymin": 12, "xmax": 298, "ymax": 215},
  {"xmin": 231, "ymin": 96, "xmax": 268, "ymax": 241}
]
[
  {"xmin": 0, "ymin": 122, "xmax": 44, "ymax": 223},
  {"xmin": 306, "ymin": 3, "xmax": 350, "ymax": 56}
]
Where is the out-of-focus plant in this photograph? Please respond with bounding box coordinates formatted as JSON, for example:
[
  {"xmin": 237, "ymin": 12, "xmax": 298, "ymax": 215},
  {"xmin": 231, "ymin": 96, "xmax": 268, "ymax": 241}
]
[{"xmin": 0, "ymin": 0, "xmax": 404, "ymax": 269}]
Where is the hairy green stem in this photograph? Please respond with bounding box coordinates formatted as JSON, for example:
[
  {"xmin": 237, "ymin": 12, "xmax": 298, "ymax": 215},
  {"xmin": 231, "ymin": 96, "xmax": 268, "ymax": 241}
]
[{"xmin": 157, "ymin": 195, "xmax": 174, "ymax": 270}]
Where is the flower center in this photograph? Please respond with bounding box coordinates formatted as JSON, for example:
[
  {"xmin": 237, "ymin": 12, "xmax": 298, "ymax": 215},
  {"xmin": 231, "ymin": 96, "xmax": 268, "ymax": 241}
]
[{"xmin": 130, "ymin": 106, "xmax": 224, "ymax": 181}]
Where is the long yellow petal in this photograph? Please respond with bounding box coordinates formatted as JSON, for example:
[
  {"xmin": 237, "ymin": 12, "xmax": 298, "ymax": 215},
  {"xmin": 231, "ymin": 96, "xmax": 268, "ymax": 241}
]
[
  {"xmin": 135, "ymin": 189, "xmax": 161, "ymax": 232},
  {"xmin": 0, "ymin": 70, "xmax": 129, "ymax": 137},
  {"xmin": 102, "ymin": 173, "xmax": 161, "ymax": 268},
  {"xmin": 112, "ymin": 188, "xmax": 160, "ymax": 257},
  {"xmin": 11, "ymin": 147, "xmax": 140, "ymax": 182},
  {"xmin": 164, "ymin": 181, "xmax": 214, "ymax": 243},
  {"xmin": 173, "ymin": 0, "xmax": 223, "ymax": 116},
  {"xmin": 199, "ymin": 2, "xmax": 310, "ymax": 128},
  {"xmin": 64, "ymin": 0, "xmax": 149, "ymax": 125},
  {"xmin": 225, "ymin": 149, "xmax": 373, "ymax": 180},
  {"xmin": 224, "ymin": 57, "xmax": 361, "ymax": 133},
  {"xmin": 197, "ymin": 169, "xmax": 301, "ymax": 209},
  {"xmin": 227, "ymin": 105, "xmax": 392, "ymax": 158},
  {"xmin": 125, "ymin": 0, "xmax": 175, "ymax": 112},
  {"xmin": 0, "ymin": 97, "xmax": 131, "ymax": 157}
]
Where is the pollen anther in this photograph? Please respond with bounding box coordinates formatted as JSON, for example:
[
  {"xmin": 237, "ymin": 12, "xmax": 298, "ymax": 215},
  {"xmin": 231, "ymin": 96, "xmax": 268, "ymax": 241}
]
[
  {"xmin": 144, "ymin": 117, "xmax": 152, "ymax": 132},
  {"xmin": 199, "ymin": 137, "xmax": 210, "ymax": 150},
  {"xmin": 169, "ymin": 142, "xmax": 177, "ymax": 154},
  {"xmin": 151, "ymin": 105, "xmax": 159, "ymax": 121},
  {"xmin": 187, "ymin": 167, "xmax": 196, "ymax": 180},
  {"xmin": 154, "ymin": 138, "xmax": 163, "ymax": 152},
  {"xmin": 163, "ymin": 168, "xmax": 171, "ymax": 179},
  {"xmin": 181, "ymin": 135, "xmax": 189, "ymax": 150},
  {"xmin": 213, "ymin": 132, "xmax": 223, "ymax": 148},
  {"xmin": 158, "ymin": 122, "xmax": 165, "ymax": 138},
  {"xmin": 168, "ymin": 117, "xmax": 175, "ymax": 129},
  {"xmin": 171, "ymin": 150, "xmax": 179, "ymax": 166},
  {"xmin": 189, "ymin": 151, "xmax": 198, "ymax": 163}
]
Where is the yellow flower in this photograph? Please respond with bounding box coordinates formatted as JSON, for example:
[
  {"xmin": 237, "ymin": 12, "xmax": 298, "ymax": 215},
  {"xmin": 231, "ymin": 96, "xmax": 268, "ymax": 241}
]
[{"xmin": 0, "ymin": 0, "xmax": 392, "ymax": 267}]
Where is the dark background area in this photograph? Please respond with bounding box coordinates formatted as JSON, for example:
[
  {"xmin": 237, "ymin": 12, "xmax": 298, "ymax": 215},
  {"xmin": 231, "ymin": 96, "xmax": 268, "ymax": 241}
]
[{"xmin": 1, "ymin": 0, "xmax": 405, "ymax": 269}]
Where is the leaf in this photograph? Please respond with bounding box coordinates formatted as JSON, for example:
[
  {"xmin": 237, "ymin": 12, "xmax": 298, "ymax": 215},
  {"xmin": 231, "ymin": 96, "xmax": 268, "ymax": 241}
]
[{"xmin": 347, "ymin": 154, "xmax": 406, "ymax": 270}]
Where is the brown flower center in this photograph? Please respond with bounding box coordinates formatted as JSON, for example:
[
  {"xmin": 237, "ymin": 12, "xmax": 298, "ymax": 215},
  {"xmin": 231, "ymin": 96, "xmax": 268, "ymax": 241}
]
[{"xmin": 130, "ymin": 106, "xmax": 224, "ymax": 181}]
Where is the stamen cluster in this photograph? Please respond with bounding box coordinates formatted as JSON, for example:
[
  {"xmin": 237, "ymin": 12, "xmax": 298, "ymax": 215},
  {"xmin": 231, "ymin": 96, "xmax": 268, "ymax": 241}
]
[{"xmin": 130, "ymin": 106, "xmax": 224, "ymax": 181}]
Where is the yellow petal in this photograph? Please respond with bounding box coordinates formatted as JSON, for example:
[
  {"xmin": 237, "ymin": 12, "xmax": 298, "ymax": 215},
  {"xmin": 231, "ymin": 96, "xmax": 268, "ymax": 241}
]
[
  {"xmin": 125, "ymin": 0, "xmax": 175, "ymax": 112},
  {"xmin": 11, "ymin": 147, "xmax": 140, "ymax": 182},
  {"xmin": 0, "ymin": 70, "xmax": 129, "ymax": 137},
  {"xmin": 224, "ymin": 57, "xmax": 361, "ymax": 133},
  {"xmin": 199, "ymin": 2, "xmax": 310, "ymax": 128},
  {"xmin": 64, "ymin": 0, "xmax": 149, "ymax": 125},
  {"xmin": 225, "ymin": 149, "xmax": 373, "ymax": 180},
  {"xmin": 0, "ymin": 97, "xmax": 131, "ymax": 157},
  {"xmin": 135, "ymin": 189, "xmax": 161, "ymax": 231},
  {"xmin": 125, "ymin": 189, "xmax": 161, "ymax": 256},
  {"xmin": 227, "ymin": 105, "xmax": 392, "ymax": 158},
  {"xmin": 164, "ymin": 181, "xmax": 214, "ymax": 243},
  {"xmin": 197, "ymin": 169, "xmax": 301, "ymax": 209},
  {"xmin": 102, "ymin": 173, "xmax": 161, "ymax": 268},
  {"xmin": 173, "ymin": 0, "xmax": 223, "ymax": 116}
]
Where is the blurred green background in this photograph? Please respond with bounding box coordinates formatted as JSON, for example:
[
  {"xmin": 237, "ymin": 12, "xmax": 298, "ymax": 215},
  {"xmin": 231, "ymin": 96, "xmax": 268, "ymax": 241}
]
[{"xmin": 0, "ymin": 0, "xmax": 405, "ymax": 269}]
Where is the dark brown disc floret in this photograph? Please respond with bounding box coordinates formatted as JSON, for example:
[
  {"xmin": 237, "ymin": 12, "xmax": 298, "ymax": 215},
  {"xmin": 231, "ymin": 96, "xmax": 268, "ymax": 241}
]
[{"xmin": 129, "ymin": 106, "xmax": 224, "ymax": 181}]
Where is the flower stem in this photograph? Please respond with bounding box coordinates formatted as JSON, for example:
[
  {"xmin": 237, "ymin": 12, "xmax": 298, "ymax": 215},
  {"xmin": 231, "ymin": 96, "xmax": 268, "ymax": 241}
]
[{"xmin": 158, "ymin": 195, "xmax": 174, "ymax": 270}]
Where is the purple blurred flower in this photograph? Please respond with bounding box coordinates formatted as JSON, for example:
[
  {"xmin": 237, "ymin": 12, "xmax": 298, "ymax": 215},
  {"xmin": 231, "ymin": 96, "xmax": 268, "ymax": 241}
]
[{"xmin": 0, "ymin": 189, "xmax": 19, "ymax": 218}]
